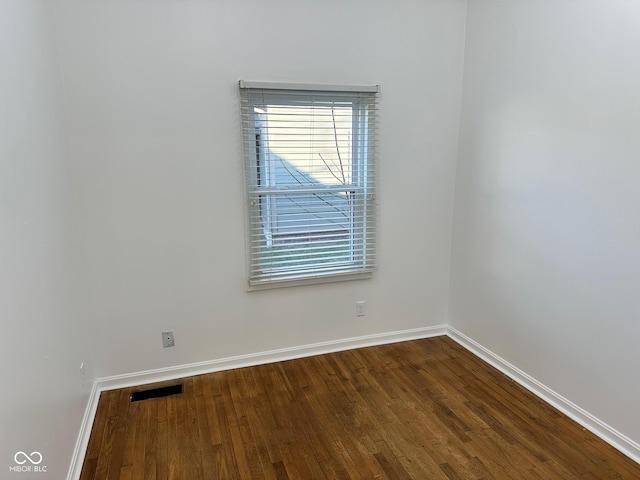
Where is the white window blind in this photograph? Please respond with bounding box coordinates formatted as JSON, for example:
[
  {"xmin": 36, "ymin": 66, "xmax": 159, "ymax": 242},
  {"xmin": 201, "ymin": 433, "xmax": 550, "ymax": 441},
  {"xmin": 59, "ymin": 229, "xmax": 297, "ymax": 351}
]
[{"xmin": 240, "ymin": 81, "xmax": 378, "ymax": 288}]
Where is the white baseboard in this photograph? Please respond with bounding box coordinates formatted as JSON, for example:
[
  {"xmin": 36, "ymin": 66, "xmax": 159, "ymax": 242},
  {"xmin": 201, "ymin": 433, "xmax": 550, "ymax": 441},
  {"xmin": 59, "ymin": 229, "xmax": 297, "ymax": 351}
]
[
  {"xmin": 97, "ymin": 325, "xmax": 447, "ymax": 391},
  {"xmin": 67, "ymin": 324, "xmax": 640, "ymax": 479},
  {"xmin": 446, "ymin": 325, "xmax": 640, "ymax": 465},
  {"xmin": 66, "ymin": 381, "xmax": 101, "ymax": 480},
  {"xmin": 66, "ymin": 325, "xmax": 446, "ymax": 480}
]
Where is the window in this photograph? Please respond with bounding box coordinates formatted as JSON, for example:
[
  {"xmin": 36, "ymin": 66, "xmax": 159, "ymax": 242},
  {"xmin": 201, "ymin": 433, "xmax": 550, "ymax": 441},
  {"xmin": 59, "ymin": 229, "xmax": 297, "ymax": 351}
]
[{"xmin": 240, "ymin": 81, "xmax": 378, "ymax": 288}]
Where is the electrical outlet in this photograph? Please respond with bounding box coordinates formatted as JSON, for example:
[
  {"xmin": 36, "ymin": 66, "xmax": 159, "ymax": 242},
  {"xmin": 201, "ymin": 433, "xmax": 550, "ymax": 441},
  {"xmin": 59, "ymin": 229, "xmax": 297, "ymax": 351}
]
[
  {"xmin": 356, "ymin": 300, "xmax": 365, "ymax": 317},
  {"xmin": 80, "ymin": 362, "xmax": 86, "ymax": 388},
  {"xmin": 162, "ymin": 331, "xmax": 175, "ymax": 348}
]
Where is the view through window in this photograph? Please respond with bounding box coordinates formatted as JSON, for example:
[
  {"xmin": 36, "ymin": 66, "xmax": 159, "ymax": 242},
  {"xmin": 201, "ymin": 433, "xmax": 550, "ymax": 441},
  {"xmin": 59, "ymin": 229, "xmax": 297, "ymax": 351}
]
[{"xmin": 240, "ymin": 82, "xmax": 378, "ymax": 287}]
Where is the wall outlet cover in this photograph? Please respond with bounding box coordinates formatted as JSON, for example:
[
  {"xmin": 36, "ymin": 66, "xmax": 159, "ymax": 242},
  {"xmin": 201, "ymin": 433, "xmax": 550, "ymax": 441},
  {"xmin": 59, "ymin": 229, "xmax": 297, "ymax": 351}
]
[{"xmin": 162, "ymin": 331, "xmax": 175, "ymax": 348}]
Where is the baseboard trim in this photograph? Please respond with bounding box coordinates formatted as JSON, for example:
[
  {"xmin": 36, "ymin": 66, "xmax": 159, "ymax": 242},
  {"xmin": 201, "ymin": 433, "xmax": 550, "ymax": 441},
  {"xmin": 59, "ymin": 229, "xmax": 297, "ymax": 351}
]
[
  {"xmin": 97, "ymin": 325, "xmax": 447, "ymax": 392},
  {"xmin": 446, "ymin": 325, "xmax": 640, "ymax": 465},
  {"xmin": 67, "ymin": 325, "xmax": 446, "ymax": 480},
  {"xmin": 67, "ymin": 324, "xmax": 640, "ymax": 479},
  {"xmin": 66, "ymin": 381, "xmax": 101, "ymax": 480}
]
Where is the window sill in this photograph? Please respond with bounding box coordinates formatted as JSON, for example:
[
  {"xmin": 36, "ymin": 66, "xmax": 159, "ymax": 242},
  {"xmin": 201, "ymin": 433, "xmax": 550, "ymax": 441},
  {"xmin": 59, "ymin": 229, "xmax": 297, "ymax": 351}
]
[{"xmin": 247, "ymin": 271, "xmax": 373, "ymax": 291}]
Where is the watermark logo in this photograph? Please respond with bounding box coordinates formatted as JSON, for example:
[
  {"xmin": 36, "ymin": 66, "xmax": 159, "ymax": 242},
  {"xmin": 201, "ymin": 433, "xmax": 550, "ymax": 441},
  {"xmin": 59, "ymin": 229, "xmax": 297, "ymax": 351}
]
[
  {"xmin": 14, "ymin": 452, "xmax": 42, "ymax": 465},
  {"xmin": 9, "ymin": 452, "xmax": 47, "ymax": 474}
]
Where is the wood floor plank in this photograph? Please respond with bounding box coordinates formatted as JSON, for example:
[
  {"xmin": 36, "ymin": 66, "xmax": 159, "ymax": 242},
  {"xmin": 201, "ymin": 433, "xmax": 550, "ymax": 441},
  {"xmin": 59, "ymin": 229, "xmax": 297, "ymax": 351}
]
[
  {"xmin": 142, "ymin": 399, "xmax": 158, "ymax": 480},
  {"xmin": 81, "ymin": 390, "xmax": 114, "ymax": 479},
  {"xmin": 118, "ymin": 465, "xmax": 132, "ymax": 480},
  {"xmin": 220, "ymin": 374, "xmax": 252, "ymax": 479},
  {"xmin": 229, "ymin": 370, "xmax": 269, "ymax": 479},
  {"xmin": 166, "ymin": 395, "xmax": 179, "ymax": 480},
  {"xmin": 81, "ymin": 458, "xmax": 97, "ymax": 480},
  {"xmin": 193, "ymin": 375, "xmax": 217, "ymax": 479},
  {"xmin": 178, "ymin": 378, "xmax": 203, "ymax": 480},
  {"xmin": 80, "ymin": 337, "xmax": 640, "ymax": 479},
  {"xmin": 106, "ymin": 390, "xmax": 132, "ymax": 480},
  {"xmin": 130, "ymin": 397, "xmax": 149, "ymax": 480},
  {"xmin": 92, "ymin": 392, "xmax": 118, "ymax": 479},
  {"xmin": 155, "ymin": 397, "xmax": 168, "ymax": 480}
]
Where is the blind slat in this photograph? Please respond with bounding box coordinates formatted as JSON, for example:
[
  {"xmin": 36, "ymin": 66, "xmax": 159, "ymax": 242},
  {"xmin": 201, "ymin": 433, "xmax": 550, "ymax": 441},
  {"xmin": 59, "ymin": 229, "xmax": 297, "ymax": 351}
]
[{"xmin": 240, "ymin": 81, "xmax": 377, "ymax": 288}]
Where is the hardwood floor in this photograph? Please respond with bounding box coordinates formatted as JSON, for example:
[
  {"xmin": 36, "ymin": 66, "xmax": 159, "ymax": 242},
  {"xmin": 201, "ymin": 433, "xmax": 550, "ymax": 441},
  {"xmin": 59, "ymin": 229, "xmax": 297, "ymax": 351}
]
[{"xmin": 80, "ymin": 336, "xmax": 640, "ymax": 479}]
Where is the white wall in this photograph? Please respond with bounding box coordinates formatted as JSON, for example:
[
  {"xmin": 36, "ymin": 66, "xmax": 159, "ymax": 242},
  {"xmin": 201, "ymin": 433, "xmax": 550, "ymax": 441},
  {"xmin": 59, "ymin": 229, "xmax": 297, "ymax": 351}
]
[
  {"xmin": 0, "ymin": 1, "xmax": 92, "ymax": 478},
  {"xmin": 53, "ymin": 0, "xmax": 467, "ymax": 377},
  {"xmin": 7, "ymin": 0, "xmax": 640, "ymax": 474},
  {"xmin": 451, "ymin": 0, "xmax": 640, "ymax": 443}
]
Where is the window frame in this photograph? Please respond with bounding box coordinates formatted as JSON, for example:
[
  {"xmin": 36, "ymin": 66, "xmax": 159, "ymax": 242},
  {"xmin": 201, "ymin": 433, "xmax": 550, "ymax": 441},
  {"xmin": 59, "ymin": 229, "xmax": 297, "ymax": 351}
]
[{"xmin": 240, "ymin": 81, "xmax": 378, "ymax": 290}]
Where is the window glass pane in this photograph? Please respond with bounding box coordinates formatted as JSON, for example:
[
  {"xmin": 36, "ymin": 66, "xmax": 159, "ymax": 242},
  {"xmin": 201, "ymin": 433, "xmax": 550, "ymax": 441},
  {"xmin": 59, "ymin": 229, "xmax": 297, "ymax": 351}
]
[
  {"xmin": 268, "ymin": 192, "xmax": 352, "ymax": 236},
  {"xmin": 241, "ymin": 84, "xmax": 377, "ymax": 287},
  {"xmin": 258, "ymin": 104, "xmax": 354, "ymax": 187},
  {"xmin": 261, "ymin": 233, "xmax": 351, "ymax": 272}
]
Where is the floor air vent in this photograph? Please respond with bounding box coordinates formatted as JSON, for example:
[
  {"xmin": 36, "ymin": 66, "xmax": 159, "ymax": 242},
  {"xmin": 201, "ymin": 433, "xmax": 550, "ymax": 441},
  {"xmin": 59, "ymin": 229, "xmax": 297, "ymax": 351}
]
[{"xmin": 130, "ymin": 384, "xmax": 183, "ymax": 402}]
